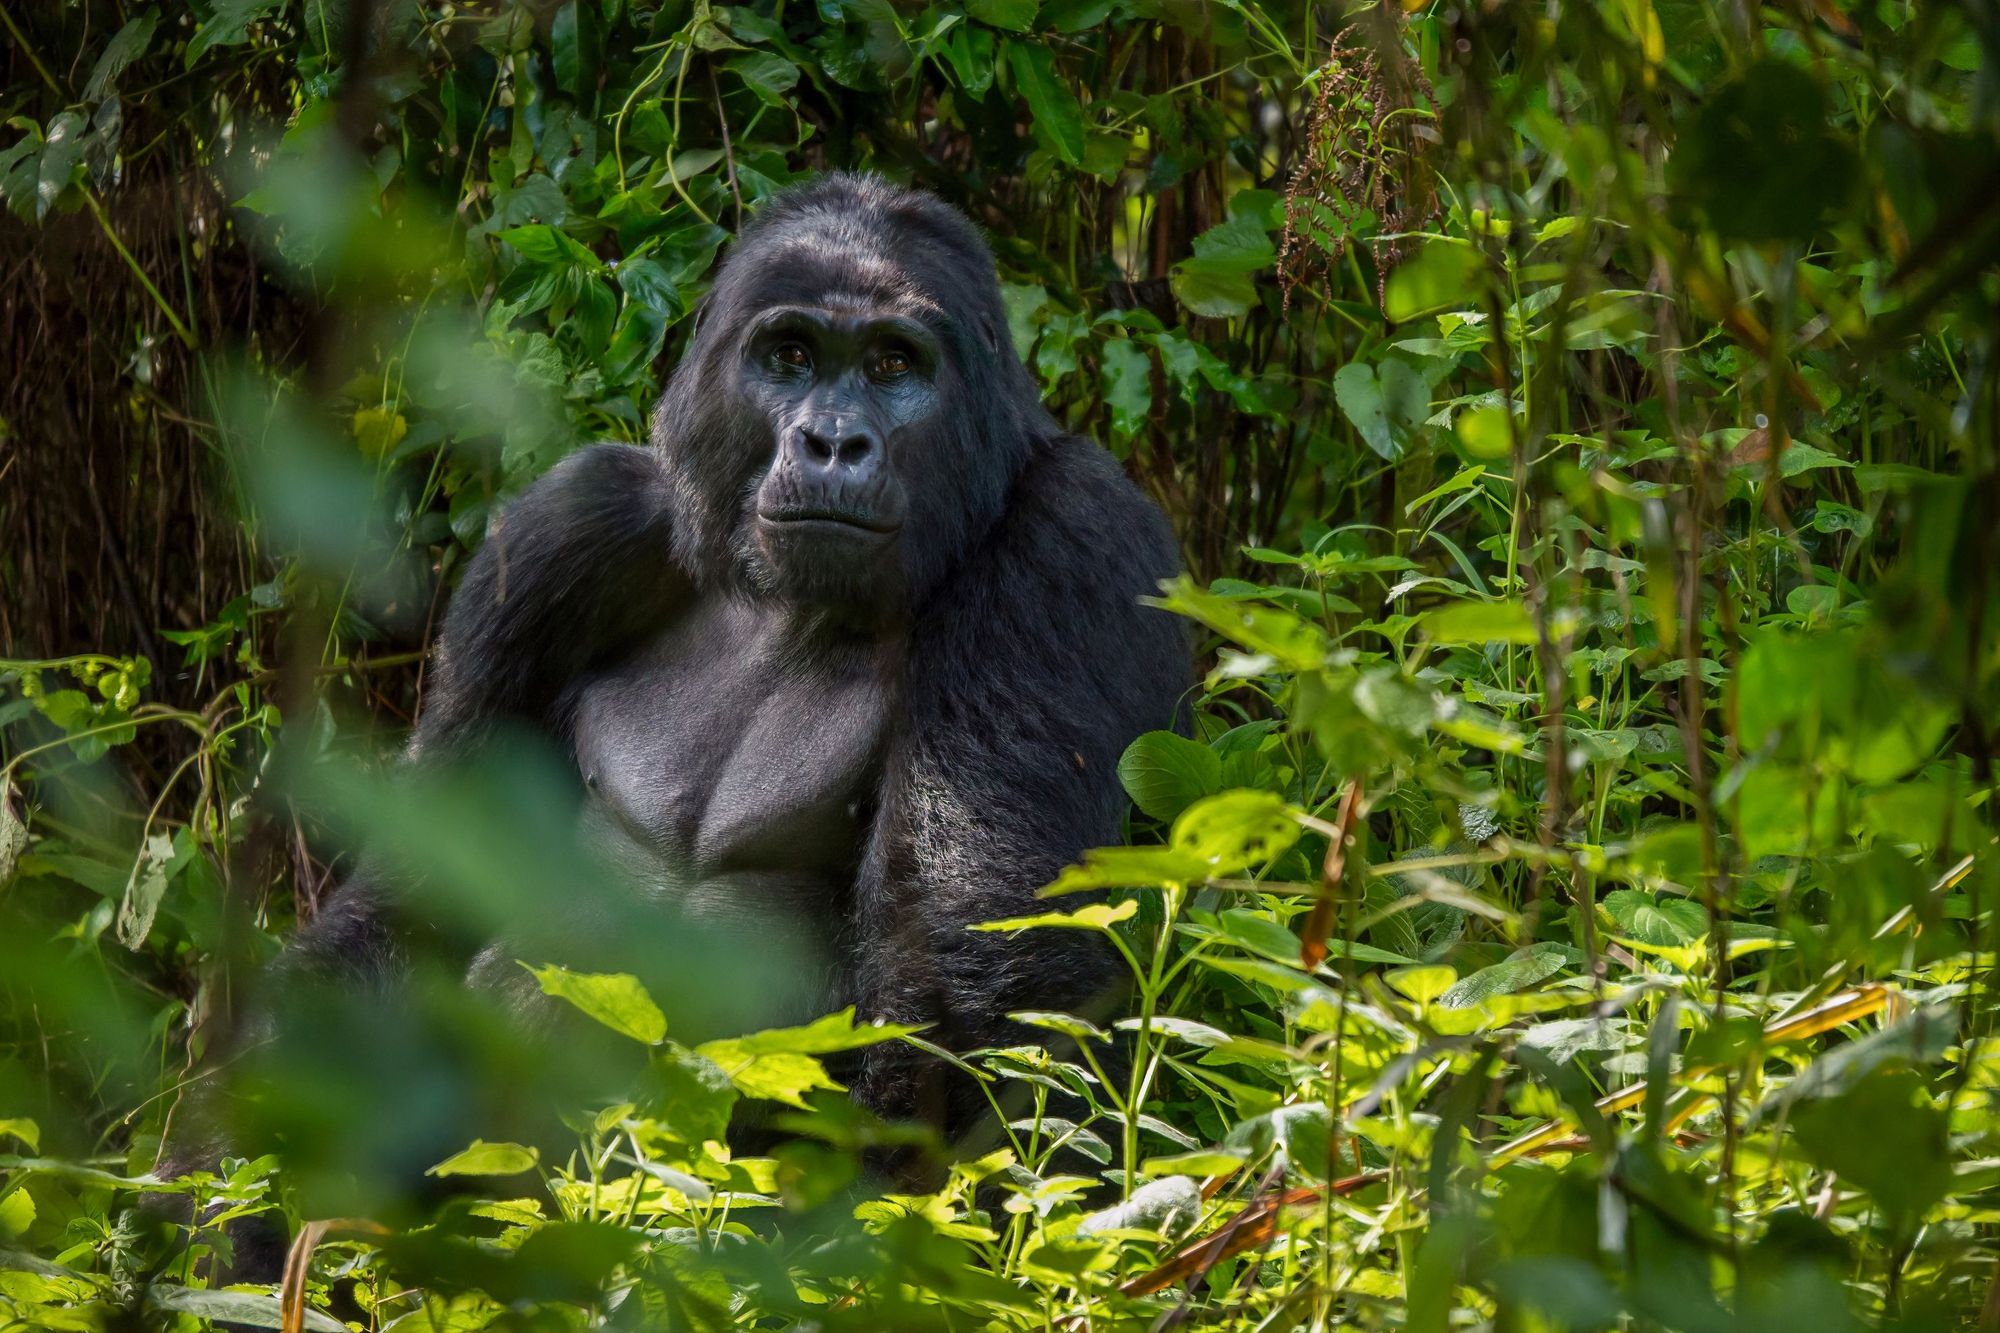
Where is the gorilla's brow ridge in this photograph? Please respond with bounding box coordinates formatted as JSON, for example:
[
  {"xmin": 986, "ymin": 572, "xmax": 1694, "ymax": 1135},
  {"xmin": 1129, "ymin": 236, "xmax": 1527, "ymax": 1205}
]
[{"xmin": 760, "ymin": 232, "xmax": 946, "ymax": 321}]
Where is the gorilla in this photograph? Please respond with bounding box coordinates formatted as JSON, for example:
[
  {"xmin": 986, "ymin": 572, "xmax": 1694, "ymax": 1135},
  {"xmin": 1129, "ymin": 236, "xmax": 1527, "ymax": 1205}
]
[{"xmin": 222, "ymin": 172, "xmax": 1188, "ymax": 1157}]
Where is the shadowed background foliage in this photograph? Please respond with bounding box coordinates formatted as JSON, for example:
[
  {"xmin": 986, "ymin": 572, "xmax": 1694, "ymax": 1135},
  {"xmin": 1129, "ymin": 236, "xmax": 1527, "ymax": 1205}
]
[{"xmin": 3, "ymin": 0, "xmax": 2000, "ymax": 1328}]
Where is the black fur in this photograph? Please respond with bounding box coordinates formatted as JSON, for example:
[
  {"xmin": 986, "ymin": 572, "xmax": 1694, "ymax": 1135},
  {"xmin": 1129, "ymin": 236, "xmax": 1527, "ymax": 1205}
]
[{"xmin": 167, "ymin": 174, "xmax": 1187, "ymax": 1242}]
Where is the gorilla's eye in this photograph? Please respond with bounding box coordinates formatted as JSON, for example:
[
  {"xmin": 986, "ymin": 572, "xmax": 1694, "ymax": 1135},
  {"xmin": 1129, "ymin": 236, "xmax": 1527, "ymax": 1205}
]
[
  {"xmin": 874, "ymin": 350, "xmax": 912, "ymax": 379},
  {"xmin": 773, "ymin": 342, "xmax": 812, "ymax": 370}
]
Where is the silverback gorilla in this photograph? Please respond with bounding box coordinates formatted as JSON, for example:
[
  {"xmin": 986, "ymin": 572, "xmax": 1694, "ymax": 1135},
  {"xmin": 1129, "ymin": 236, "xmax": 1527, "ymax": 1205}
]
[{"xmin": 242, "ymin": 174, "xmax": 1185, "ymax": 1139}]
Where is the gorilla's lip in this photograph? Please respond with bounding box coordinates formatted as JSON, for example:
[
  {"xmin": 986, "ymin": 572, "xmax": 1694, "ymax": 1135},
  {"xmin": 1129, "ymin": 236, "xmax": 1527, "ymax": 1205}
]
[{"xmin": 756, "ymin": 508, "xmax": 903, "ymax": 537}]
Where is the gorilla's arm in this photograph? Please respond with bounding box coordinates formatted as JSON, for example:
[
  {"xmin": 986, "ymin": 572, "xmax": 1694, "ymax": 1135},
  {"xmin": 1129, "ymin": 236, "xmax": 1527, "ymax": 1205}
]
[
  {"xmin": 278, "ymin": 443, "xmax": 686, "ymax": 977},
  {"xmin": 413, "ymin": 443, "xmax": 685, "ymax": 759},
  {"xmin": 855, "ymin": 436, "xmax": 1188, "ymax": 1119}
]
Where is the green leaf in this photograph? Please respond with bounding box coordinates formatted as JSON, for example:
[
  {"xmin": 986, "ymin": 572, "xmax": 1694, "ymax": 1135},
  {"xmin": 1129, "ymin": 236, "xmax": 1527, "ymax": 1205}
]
[
  {"xmin": 1140, "ymin": 1149, "xmax": 1247, "ymax": 1178},
  {"xmin": 651, "ymin": 1045, "xmax": 737, "ymax": 1142},
  {"xmin": 1118, "ymin": 730, "xmax": 1221, "ymax": 822},
  {"xmin": 728, "ymin": 50, "xmax": 800, "ymax": 105},
  {"xmin": 1438, "ymin": 944, "xmax": 1567, "ymax": 1008},
  {"xmin": 693, "ymin": 1045, "xmax": 840, "ymax": 1108},
  {"xmin": 427, "ymin": 1139, "xmax": 540, "ymax": 1177},
  {"xmin": 1791, "ymin": 1068, "xmax": 1951, "ymax": 1235},
  {"xmin": 147, "ymin": 1286, "xmax": 345, "ymax": 1333},
  {"xmin": 0, "ymin": 1121, "xmax": 38, "ymax": 1154},
  {"xmin": 975, "ymin": 899, "xmax": 1140, "ymax": 931},
  {"xmin": 1008, "ymin": 42, "xmax": 1084, "ymax": 165},
  {"xmin": 85, "ymin": 14, "xmax": 158, "ymax": 102},
  {"xmin": 719, "ymin": 1008, "xmax": 922, "ymax": 1056},
  {"xmin": 33, "ymin": 112, "xmax": 86, "ymax": 221},
  {"xmin": 551, "ymin": 3, "xmax": 583, "ymax": 95},
  {"xmin": 1169, "ymin": 214, "xmax": 1276, "ymax": 319},
  {"xmin": 1517, "ymin": 1016, "xmax": 1631, "ymax": 1063},
  {"xmin": 1170, "ymin": 790, "xmax": 1300, "ymax": 876},
  {"xmin": 1601, "ymin": 889, "xmax": 1705, "ymax": 946},
  {"xmin": 1011, "ymin": 1010, "xmax": 1110, "ymax": 1043},
  {"xmin": 1383, "ymin": 242, "xmax": 1481, "ymax": 323},
  {"xmin": 1333, "ymin": 359, "xmax": 1427, "ymax": 461},
  {"xmin": 1385, "ymin": 964, "xmax": 1457, "ymax": 1004},
  {"xmin": 186, "ymin": 0, "xmax": 287, "ymax": 68},
  {"xmin": 616, "ymin": 257, "xmax": 686, "ymax": 319},
  {"xmin": 603, "ymin": 303, "xmax": 667, "ymax": 383},
  {"xmin": 1100, "ymin": 337, "xmax": 1152, "ymax": 440},
  {"xmin": 1041, "ymin": 845, "xmax": 1212, "ymax": 894},
  {"xmin": 968, "ymin": 0, "xmax": 1039, "ymax": 30},
  {"xmin": 1422, "ymin": 599, "xmax": 1536, "ymax": 644},
  {"xmin": 525, "ymin": 965, "xmax": 667, "ymax": 1044},
  {"xmin": 0, "ymin": 1187, "xmax": 34, "ymax": 1237},
  {"xmin": 1077, "ymin": 1175, "xmax": 1200, "ymax": 1234},
  {"xmin": 1453, "ymin": 405, "xmax": 1514, "ymax": 460}
]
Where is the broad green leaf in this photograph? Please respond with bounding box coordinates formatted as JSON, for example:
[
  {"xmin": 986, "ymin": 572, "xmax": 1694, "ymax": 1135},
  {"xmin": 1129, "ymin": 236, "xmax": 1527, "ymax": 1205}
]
[
  {"xmin": 1118, "ymin": 730, "xmax": 1221, "ymax": 822},
  {"xmin": 694, "ymin": 1045, "xmax": 840, "ymax": 1108},
  {"xmin": 1422, "ymin": 599, "xmax": 1536, "ymax": 644},
  {"xmin": 1601, "ymin": 889, "xmax": 1705, "ymax": 946},
  {"xmin": 728, "ymin": 50, "xmax": 800, "ymax": 105},
  {"xmin": 968, "ymin": 0, "xmax": 1039, "ymax": 30},
  {"xmin": 1041, "ymin": 845, "xmax": 1212, "ymax": 894},
  {"xmin": 719, "ymin": 1008, "xmax": 923, "ymax": 1055},
  {"xmin": 1438, "ymin": 944, "xmax": 1567, "ymax": 1008},
  {"xmin": 85, "ymin": 14, "xmax": 158, "ymax": 101},
  {"xmin": 1517, "ymin": 1016, "xmax": 1631, "ymax": 1063},
  {"xmin": 1170, "ymin": 214, "xmax": 1277, "ymax": 318},
  {"xmin": 185, "ymin": 0, "xmax": 287, "ymax": 68},
  {"xmin": 428, "ymin": 1140, "xmax": 540, "ymax": 1177},
  {"xmin": 1007, "ymin": 42, "xmax": 1084, "ymax": 165},
  {"xmin": 1334, "ymin": 359, "xmax": 1428, "ymax": 461},
  {"xmin": 147, "ymin": 1286, "xmax": 345, "ymax": 1333},
  {"xmin": 652, "ymin": 1045, "xmax": 737, "ymax": 1143},
  {"xmin": 1100, "ymin": 336, "xmax": 1152, "ymax": 440},
  {"xmin": 0, "ymin": 1187, "xmax": 33, "ymax": 1237},
  {"xmin": 1791, "ymin": 1068, "xmax": 1951, "ymax": 1235},
  {"xmin": 1171, "ymin": 791, "xmax": 1300, "ymax": 875},
  {"xmin": 1385, "ymin": 964, "xmax": 1457, "ymax": 1005},
  {"xmin": 525, "ymin": 964, "xmax": 667, "ymax": 1044},
  {"xmin": 1140, "ymin": 1149, "xmax": 1247, "ymax": 1178}
]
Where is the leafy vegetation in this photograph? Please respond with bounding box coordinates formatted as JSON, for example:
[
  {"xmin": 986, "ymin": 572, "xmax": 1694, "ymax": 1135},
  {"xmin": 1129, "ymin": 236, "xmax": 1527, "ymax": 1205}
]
[{"xmin": 3, "ymin": 0, "xmax": 1998, "ymax": 1329}]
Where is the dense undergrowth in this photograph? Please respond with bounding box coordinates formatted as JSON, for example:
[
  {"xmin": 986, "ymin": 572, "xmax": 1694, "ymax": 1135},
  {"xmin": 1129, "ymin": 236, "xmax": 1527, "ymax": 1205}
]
[{"xmin": 3, "ymin": 0, "xmax": 1999, "ymax": 1329}]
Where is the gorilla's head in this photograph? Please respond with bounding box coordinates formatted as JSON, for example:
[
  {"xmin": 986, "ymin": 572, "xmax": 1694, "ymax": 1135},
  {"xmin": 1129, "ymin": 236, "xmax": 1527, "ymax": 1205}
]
[{"xmin": 651, "ymin": 174, "xmax": 1050, "ymax": 615}]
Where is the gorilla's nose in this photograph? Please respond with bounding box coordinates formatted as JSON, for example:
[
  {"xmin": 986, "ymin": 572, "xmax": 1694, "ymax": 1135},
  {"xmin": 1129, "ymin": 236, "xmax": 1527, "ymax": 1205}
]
[{"xmin": 797, "ymin": 419, "xmax": 879, "ymax": 473}]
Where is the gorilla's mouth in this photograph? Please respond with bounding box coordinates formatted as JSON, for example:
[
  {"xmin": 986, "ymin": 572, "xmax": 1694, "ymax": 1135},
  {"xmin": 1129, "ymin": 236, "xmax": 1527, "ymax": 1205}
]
[{"xmin": 756, "ymin": 507, "xmax": 902, "ymax": 538}]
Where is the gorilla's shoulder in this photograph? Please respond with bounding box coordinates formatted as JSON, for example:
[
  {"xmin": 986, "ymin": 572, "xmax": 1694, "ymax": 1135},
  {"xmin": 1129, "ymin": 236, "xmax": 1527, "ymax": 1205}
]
[
  {"xmin": 916, "ymin": 431, "xmax": 1184, "ymax": 685},
  {"xmin": 1000, "ymin": 433, "xmax": 1179, "ymax": 583}
]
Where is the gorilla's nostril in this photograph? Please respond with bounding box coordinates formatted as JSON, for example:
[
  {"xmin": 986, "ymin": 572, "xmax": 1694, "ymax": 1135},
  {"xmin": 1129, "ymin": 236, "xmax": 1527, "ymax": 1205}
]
[
  {"xmin": 835, "ymin": 432, "xmax": 875, "ymax": 464},
  {"xmin": 801, "ymin": 429, "xmax": 836, "ymax": 463}
]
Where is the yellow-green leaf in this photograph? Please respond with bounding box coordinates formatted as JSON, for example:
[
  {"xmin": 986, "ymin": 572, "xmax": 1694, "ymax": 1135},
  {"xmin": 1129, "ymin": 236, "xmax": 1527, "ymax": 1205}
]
[
  {"xmin": 427, "ymin": 1139, "xmax": 540, "ymax": 1177},
  {"xmin": 524, "ymin": 964, "xmax": 667, "ymax": 1044}
]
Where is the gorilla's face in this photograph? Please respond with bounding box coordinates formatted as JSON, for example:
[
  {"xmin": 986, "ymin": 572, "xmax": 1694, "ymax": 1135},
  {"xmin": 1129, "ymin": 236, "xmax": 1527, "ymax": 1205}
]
[
  {"xmin": 734, "ymin": 304, "xmax": 940, "ymax": 607},
  {"xmin": 655, "ymin": 174, "xmax": 1044, "ymax": 614}
]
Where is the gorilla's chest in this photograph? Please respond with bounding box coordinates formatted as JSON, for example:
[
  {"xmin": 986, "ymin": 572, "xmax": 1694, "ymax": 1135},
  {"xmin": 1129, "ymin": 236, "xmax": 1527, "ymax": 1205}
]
[{"xmin": 567, "ymin": 597, "xmax": 892, "ymax": 909}]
